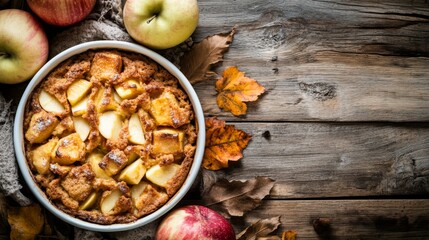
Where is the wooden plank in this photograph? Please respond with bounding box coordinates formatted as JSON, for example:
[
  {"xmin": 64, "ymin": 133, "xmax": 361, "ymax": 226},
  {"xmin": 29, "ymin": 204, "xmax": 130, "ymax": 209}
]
[
  {"xmin": 213, "ymin": 122, "xmax": 429, "ymax": 198},
  {"xmin": 233, "ymin": 199, "xmax": 429, "ymax": 239},
  {"xmin": 192, "ymin": 0, "xmax": 429, "ymax": 121}
]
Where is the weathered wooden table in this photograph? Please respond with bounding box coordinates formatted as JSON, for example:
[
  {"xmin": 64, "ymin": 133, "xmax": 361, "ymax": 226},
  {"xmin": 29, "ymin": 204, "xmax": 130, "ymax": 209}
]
[
  {"xmin": 190, "ymin": 0, "xmax": 429, "ymax": 238},
  {"xmin": 2, "ymin": 0, "xmax": 429, "ymax": 239}
]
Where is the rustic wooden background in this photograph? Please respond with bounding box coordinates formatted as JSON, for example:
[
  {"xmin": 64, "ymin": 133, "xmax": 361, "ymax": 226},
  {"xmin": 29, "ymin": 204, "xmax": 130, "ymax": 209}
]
[
  {"xmin": 191, "ymin": 0, "xmax": 429, "ymax": 238},
  {"xmin": 1, "ymin": 0, "xmax": 428, "ymax": 239}
]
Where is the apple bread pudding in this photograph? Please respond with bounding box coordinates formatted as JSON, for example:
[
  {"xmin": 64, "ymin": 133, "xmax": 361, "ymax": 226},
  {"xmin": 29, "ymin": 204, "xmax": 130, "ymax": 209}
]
[{"xmin": 23, "ymin": 50, "xmax": 197, "ymax": 224}]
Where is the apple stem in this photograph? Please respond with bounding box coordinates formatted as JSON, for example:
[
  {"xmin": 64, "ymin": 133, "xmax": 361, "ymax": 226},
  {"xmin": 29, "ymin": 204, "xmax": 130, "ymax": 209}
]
[
  {"xmin": 146, "ymin": 15, "xmax": 157, "ymax": 24},
  {"xmin": 0, "ymin": 52, "xmax": 10, "ymax": 59}
]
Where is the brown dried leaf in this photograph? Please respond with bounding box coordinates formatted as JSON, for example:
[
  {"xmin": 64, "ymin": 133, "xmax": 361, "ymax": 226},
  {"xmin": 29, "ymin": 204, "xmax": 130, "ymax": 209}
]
[
  {"xmin": 216, "ymin": 66, "xmax": 266, "ymax": 116},
  {"xmin": 7, "ymin": 203, "xmax": 44, "ymax": 240},
  {"xmin": 236, "ymin": 216, "xmax": 281, "ymax": 240},
  {"xmin": 203, "ymin": 176, "xmax": 275, "ymax": 217},
  {"xmin": 180, "ymin": 28, "xmax": 236, "ymax": 85},
  {"xmin": 200, "ymin": 168, "xmax": 226, "ymax": 196},
  {"xmin": 282, "ymin": 230, "xmax": 298, "ymax": 240},
  {"xmin": 203, "ymin": 117, "xmax": 251, "ymax": 170}
]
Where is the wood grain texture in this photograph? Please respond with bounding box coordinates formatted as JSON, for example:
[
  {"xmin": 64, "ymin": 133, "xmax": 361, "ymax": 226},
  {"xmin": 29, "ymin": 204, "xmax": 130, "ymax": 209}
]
[
  {"xmin": 0, "ymin": 1, "xmax": 428, "ymax": 238},
  {"xmin": 214, "ymin": 122, "xmax": 429, "ymax": 198},
  {"xmin": 193, "ymin": 0, "xmax": 429, "ymax": 121},
  {"xmin": 233, "ymin": 199, "xmax": 429, "ymax": 239}
]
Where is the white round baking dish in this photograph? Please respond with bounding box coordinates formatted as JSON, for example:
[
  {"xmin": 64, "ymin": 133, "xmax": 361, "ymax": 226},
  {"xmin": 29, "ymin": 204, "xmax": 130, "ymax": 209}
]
[{"xmin": 13, "ymin": 40, "xmax": 205, "ymax": 232}]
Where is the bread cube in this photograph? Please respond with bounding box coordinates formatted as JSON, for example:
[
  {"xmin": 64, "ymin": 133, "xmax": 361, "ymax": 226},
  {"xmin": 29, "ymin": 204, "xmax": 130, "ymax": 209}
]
[
  {"xmin": 151, "ymin": 128, "xmax": 184, "ymax": 155},
  {"xmin": 30, "ymin": 138, "xmax": 58, "ymax": 174},
  {"xmin": 51, "ymin": 133, "xmax": 86, "ymax": 165},
  {"xmin": 149, "ymin": 91, "xmax": 180, "ymax": 127},
  {"xmin": 90, "ymin": 52, "xmax": 122, "ymax": 82},
  {"xmin": 25, "ymin": 110, "xmax": 59, "ymax": 144},
  {"xmin": 99, "ymin": 149, "xmax": 128, "ymax": 176}
]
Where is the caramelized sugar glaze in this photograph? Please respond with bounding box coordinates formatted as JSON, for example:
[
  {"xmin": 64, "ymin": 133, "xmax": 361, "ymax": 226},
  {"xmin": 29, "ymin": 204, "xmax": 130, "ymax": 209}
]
[{"xmin": 24, "ymin": 50, "xmax": 197, "ymax": 224}]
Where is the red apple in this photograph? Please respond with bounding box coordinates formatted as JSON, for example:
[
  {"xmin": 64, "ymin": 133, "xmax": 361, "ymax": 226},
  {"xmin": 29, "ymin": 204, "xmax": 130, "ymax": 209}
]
[
  {"xmin": 0, "ymin": 9, "xmax": 48, "ymax": 84},
  {"xmin": 27, "ymin": 0, "xmax": 96, "ymax": 26},
  {"xmin": 156, "ymin": 205, "xmax": 235, "ymax": 240}
]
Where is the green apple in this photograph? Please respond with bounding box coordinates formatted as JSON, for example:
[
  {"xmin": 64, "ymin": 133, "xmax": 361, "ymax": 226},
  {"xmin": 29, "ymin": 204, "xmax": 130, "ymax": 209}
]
[
  {"xmin": 123, "ymin": 0, "xmax": 199, "ymax": 50},
  {"xmin": 0, "ymin": 9, "xmax": 48, "ymax": 84}
]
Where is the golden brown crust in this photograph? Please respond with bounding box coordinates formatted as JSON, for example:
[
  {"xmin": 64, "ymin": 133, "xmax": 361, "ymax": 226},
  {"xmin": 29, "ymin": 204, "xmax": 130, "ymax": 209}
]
[
  {"xmin": 61, "ymin": 164, "xmax": 95, "ymax": 201},
  {"xmin": 49, "ymin": 163, "xmax": 72, "ymax": 177},
  {"xmin": 165, "ymin": 145, "xmax": 196, "ymax": 197},
  {"xmin": 133, "ymin": 184, "xmax": 169, "ymax": 218},
  {"xmin": 24, "ymin": 50, "xmax": 197, "ymax": 225},
  {"xmin": 47, "ymin": 179, "xmax": 79, "ymax": 210},
  {"xmin": 52, "ymin": 116, "xmax": 74, "ymax": 137}
]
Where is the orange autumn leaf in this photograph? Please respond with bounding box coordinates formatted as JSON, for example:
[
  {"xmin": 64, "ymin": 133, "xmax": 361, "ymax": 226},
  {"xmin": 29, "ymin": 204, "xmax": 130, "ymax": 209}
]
[
  {"xmin": 203, "ymin": 117, "xmax": 251, "ymax": 170},
  {"xmin": 216, "ymin": 66, "xmax": 265, "ymax": 116},
  {"xmin": 7, "ymin": 204, "xmax": 44, "ymax": 240},
  {"xmin": 282, "ymin": 230, "xmax": 298, "ymax": 240}
]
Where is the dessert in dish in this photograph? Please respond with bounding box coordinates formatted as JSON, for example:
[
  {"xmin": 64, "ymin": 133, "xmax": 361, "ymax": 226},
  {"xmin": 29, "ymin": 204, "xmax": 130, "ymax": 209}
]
[{"xmin": 23, "ymin": 50, "xmax": 197, "ymax": 224}]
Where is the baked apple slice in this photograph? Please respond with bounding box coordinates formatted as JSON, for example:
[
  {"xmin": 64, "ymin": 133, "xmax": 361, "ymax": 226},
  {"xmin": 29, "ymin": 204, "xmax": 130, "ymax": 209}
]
[
  {"xmin": 113, "ymin": 91, "xmax": 122, "ymax": 103},
  {"xmin": 114, "ymin": 79, "xmax": 143, "ymax": 99},
  {"xmin": 98, "ymin": 111, "xmax": 122, "ymax": 140},
  {"xmin": 67, "ymin": 79, "xmax": 92, "ymax": 105},
  {"xmin": 39, "ymin": 89, "xmax": 65, "ymax": 114},
  {"xmin": 87, "ymin": 152, "xmax": 110, "ymax": 179},
  {"xmin": 79, "ymin": 191, "xmax": 99, "ymax": 210},
  {"xmin": 130, "ymin": 181, "xmax": 148, "ymax": 202},
  {"xmin": 72, "ymin": 116, "xmax": 91, "ymax": 141},
  {"xmin": 128, "ymin": 113, "xmax": 145, "ymax": 145},
  {"xmin": 118, "ymin": 159, "xmax": 146, "ymax": 185},
  {"xmin": 71, "ymin": 95, "xmax": 89, "ymax": 116},
  {"xmin": 145, "ymin": 163, "xmax": 180, "ymax": 188},
  {"xmin": 100, "ymin": 189, "xmax": 121, "ymax": 214}
]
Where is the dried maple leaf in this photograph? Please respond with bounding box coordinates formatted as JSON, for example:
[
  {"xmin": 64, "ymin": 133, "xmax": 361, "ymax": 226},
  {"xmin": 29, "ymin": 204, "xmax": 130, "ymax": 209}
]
[
  {"xmin": 180, "ymin": 28, "xmax": 236, "ymax": 85},
  {"xmin": 282, "ymin": 230, "xmax": 298, "ymax": 240},
  {"xmin": 205, "ymin": 116, "xmax": 226, "ymax": 130},
  {"xmin": 202, "ymin": 176, "xmax": 275, "ymax": 217},
  {"xmin": 216, "ymin": 66, "xmax": 266, "ymax": 116},
  {"xmin": 7, "ymin": 203, "xmax": 44, "ymax": 240},
  {"xmin": 203, "ymin": 117, "xmax": 251, "ymax": 170},
  {"xmin": 236, "ymin": 216, "xmax": 281, "ymax": 240}
]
